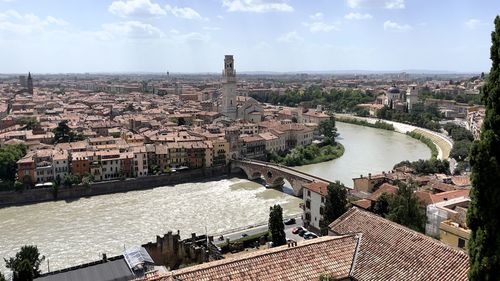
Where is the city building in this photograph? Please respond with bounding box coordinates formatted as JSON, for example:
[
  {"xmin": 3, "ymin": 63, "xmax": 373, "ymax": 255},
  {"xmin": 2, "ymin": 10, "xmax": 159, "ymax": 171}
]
[{"xmin": 302, "ymin": 181, "xmax": 328, "ymax": 232}]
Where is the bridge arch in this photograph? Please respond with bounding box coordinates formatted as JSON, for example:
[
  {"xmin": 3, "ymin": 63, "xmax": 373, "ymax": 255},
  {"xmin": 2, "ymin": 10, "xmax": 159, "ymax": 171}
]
[{"xmin": 230, "ymin": 160, "xmax": 333, "ymax": 197}]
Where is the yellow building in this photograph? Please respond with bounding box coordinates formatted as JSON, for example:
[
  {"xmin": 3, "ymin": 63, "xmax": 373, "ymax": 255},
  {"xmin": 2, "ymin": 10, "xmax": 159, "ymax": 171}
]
[
  {"xmin": 212, "ymin": 138, "xmax": 229, "ymax": 166},
  {"xmin": 440, "ymin": 219, "xmax": 470, "ymax": 251}
]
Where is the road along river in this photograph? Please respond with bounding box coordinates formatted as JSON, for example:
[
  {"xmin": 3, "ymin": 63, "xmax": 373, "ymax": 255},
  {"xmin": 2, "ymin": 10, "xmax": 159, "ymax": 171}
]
[{"xmin": 0, "ymin": 122, "xmax": 430, "ymax": 272}]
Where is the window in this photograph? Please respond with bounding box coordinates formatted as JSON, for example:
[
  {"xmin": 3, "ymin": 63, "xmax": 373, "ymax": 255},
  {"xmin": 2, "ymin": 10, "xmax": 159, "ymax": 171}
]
[
  {"xmin": 321, "ymin": 197, "xmax": 325, "ymax": 203},
  {"xmin": 307, "ymin": 190, "xmax": 311, "ymax": 197},
  {"xmin": 320, "ymin": 206, "xmax": 324, "ymax": 216},
  {"xmin": 306, "ymin": 199, "xmax": 311, "ymax": 209},
  {"xmin": 458, "ymin": 238, "xmax": 466, "ymax": 249},
  {"xmin": 305, "ymin": 212, "xmax": 311, "ymax": 221}
]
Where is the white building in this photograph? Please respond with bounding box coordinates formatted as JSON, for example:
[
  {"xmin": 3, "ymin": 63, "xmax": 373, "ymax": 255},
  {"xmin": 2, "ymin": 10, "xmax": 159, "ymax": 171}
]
[
  {"xmin": 426, "ymin": 197, "xmax": 470, "ymax": 237},
  {"xmin": 302, "ymin": 182, "xmax": 329, "ymax": 233}
]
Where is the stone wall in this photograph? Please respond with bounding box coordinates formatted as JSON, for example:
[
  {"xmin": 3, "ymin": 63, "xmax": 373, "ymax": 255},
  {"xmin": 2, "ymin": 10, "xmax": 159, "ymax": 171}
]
[
  {"xmin": 0, "ymin": 165, "xmax": 228, "ymax": 207},
  {"xmin": 143, "ymin": 231, "xmax": 214, "ymax": 270}
]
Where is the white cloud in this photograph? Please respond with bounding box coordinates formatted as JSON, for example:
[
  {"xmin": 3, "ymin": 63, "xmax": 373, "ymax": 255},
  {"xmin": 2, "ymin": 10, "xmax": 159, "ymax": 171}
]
[
  {"xmin": 175, "ymin": 32, "xmax": 210, "ymax": 42},
  {"xmin": 383, "ymin": 20, "xmax": 411, "ymax": 31},
  {"xmin": 385, "ymin": 0, "xmax": 405, "ymax": 9},
  {"xmin": 347, "ymin": 0, "xmax": 404, "ymax": 9},
  {"xmin": 310, "ymin": 12, "xmax": 324, "ymax": 21},
  {"xmin": 203, "ymin": 26, "xmax": 221, "ymax": 31},
  {"xmin": 108, "ymin": 0, "xmax": 166, "ymax": 18},
  {"xmin": 344, "ymin": 12, "xmax": 372, "ymax": 20},
  {"xmin": 98, "ymin": 21, "xmax": 165, "ymax": 39},
  {"xmin": 222, "ymin": 0, "xmax": 293, "ymax": 13},
  {"xmin": 303, "ymin": 13, "xmax": 339, "ymax": 33},
  {"xmin": 46, "ymin": 16, "xmax": 69, "ymax": 26},
  {"xmin": 165, "ymin": 5, "xmax": 203, "ymax": 20},
  {"xmin": 277, "ymin": 31, "xmax": 302, "ymax": 43},
  {"xmin": 304, "ymin": 21, "xmax": 339, "ymax": 33},
  {"xmin": 465, "ymin": 19, "xmax": 485, "ymax": 30},
  {"xmin": 0, "ymin": 10, "xmax": 69, "ymax": 34}
]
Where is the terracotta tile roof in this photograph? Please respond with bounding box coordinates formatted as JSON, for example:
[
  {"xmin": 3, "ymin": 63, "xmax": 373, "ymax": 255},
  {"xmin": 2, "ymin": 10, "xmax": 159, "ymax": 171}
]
[
  {"xmin": 303, "ymin": 182, "xmax": 329, "ymax": 197},
  {"xmin": 367, "ymin": 183, "xmax": 398, "ymax": 201},
  {"xmin": 329, "ymin": 208, "xmax": 469, "ymax": 281},
  {"xmin": 451, "ymin": 175, "xmax": 471, "ymax": 187},
  {"xmin": 431, "ymin": 189, "xmax": 470, "ymax": 204},
  {"xmin": 351, "ymin": 199, "xmax": 372, "ymax": 210},
  {"xmin": 146, "ymin": 235, "xmax": 359, "ymax": 281}
]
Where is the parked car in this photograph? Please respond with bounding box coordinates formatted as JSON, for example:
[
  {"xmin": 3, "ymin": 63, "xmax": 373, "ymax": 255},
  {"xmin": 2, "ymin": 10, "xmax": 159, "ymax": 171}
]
[
  {"xmin": 284, "ymin": 218, "xmax": 296, "ymax": 225},
  {"xmin": 298, "ymin": 229, "xmax": 308, "ymax": 237},
  {"xmin": 303, "ymin": 232, "xmax": 318, "ymax": 240},
  {"xmin": 292, "ymin": 226, "xmax": 305, "ymax": 234},
  {"xmin": 241, "ymin": 233, "xmax": 249, "ymax": 238}
]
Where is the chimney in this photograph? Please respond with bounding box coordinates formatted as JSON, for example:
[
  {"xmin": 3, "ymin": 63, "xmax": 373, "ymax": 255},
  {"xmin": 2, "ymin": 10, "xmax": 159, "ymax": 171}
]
[
  {"xmin": 102, "ymin": 253, "xmax": 108, "ymax": 262},
  {"xmin": 368, "ymin": 173, "xmax": 372, "ymax": 179}
]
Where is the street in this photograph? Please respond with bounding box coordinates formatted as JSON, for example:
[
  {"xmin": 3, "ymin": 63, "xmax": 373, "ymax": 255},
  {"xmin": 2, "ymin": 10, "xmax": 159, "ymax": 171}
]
[{"xmin": 213, "ymin": 216, "xmax": 304, "ymax": 246}]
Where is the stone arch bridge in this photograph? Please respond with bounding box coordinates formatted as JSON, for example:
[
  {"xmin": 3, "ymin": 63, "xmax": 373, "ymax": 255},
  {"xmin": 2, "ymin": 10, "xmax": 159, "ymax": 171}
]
[{"xmin": 231, "ymin": 159, "xmax": 334, "ymax": 196}]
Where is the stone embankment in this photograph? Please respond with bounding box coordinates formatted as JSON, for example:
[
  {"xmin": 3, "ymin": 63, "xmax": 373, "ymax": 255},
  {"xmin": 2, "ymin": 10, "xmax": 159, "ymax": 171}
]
[{"xmin": 0, "ymin": 165, "xmax": 228, "ymax": 208}]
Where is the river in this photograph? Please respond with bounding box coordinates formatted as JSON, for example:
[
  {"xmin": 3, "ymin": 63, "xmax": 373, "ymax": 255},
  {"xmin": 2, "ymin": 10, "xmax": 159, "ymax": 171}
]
[{"xmin": 0, "ymin": 122, "xmax": 430, "ymax": 272}]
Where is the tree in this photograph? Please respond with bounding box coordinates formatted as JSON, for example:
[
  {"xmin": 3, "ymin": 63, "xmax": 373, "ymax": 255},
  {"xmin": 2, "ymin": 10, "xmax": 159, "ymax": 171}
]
[
  {"xmin": 450, "ymin": 140, "xmax": 472, "ymax": 161},
  {"xmin": 0, "ymin": 271, "xmax": 6, "ymax": 281},
  {"xmin": 0, "ymin": 144, "xmax": 27, "ymax": 182},
  {"xmin": 4, "ymin": 245, "xmax": 45, "ymax": 280},
  {"xmin": 386, "ymin": 182, "xmax": 426, "ymax": 232},
  {"xmin": 18, "ymin": 117, "xmax": 40, "ymax": 131},
  {"xmin": 53, "ymin": 120, "xmax": 85, "ymax": 143},
  {"xmin": 177, "ymin": 117, "xmax": 186, "ymax": 126},
  {"xmin": 63, "ymin": 174, "xmax": 80, "ymax": 187},
  {"xmin": 323, "ymin": 181, "xmax": 348, "ymax": 225},
  {"xmin": 16, "ymin": 260, "xmax": 34, "ymax": 281},
  {"xmin": 467, "ymin": 15, "xmax": 500, "ymax": 281},
  {"xmin": 268, "ymin": 205, "xmax": 286, "ymax": 247},
  {"xmin": 372, "ymin": 192, "xmax": 392, "ymax": 217},
  {"xmin": 318, "ymin": 118, "xmax": 337, "ymax": 145}
]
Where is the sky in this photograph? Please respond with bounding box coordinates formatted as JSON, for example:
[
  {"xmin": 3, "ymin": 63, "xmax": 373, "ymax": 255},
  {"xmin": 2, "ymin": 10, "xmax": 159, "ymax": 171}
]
[{"xmin": 0, "ymin": 0, "xmax": 498, "ymax": 73}]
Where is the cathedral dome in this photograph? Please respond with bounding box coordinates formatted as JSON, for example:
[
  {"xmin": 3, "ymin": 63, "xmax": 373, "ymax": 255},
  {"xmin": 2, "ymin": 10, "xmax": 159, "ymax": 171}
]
[{"xmin": 387, "ymin": 85, "xmax": 400, "ymax": 94}]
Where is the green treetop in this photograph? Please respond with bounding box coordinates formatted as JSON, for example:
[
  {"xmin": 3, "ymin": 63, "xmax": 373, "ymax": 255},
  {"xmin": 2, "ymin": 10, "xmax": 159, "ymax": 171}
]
[{"xmin": 268, "ymin": 205, "xmax": 287, "ymax": 247}]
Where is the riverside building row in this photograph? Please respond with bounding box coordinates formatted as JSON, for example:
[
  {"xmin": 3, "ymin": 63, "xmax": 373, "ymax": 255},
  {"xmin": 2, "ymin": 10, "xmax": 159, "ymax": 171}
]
[{"xmin": 14, "ymin": 120, "xmax": 317, "ymax": 185}]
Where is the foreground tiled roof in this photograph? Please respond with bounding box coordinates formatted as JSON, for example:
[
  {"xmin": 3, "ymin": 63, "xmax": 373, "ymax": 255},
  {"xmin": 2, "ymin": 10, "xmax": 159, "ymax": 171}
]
[
  {"xmin": 329, "ymin": 208, "xmax": 469, "ymax": 281},
  {"xmin": 153, "ymin": 235, "xmax": 358, "ymax": 281}
]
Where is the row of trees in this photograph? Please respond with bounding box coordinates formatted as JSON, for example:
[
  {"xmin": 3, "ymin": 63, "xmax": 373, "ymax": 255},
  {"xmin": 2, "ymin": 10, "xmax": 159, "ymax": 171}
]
[
  {"xmin": 393, "ymin": 159, "xmax": 450, "ymax": 175},
  {"xmin": 250, "ymin": 86, "xmax": 376, "ymax": 112},
  {"xmin": 419, "ymin": 87, "xmax": 483, "ymax": 106},
  {"xmin": 376, "ymin": 103, "xmax": 442, "ymax": 131},
  {"xmin": 443, "ymin": 123, "xmax": 474, "ymax": 174}
]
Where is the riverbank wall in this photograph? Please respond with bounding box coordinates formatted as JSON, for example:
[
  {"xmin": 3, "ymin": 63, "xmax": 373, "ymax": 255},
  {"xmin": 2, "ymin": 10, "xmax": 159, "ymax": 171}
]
[{"xmin": 0, "ymin": 165, "xmax": 228, "ymax": 208}]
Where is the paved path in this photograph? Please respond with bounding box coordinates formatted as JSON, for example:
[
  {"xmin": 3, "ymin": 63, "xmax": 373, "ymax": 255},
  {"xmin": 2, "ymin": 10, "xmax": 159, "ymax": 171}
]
[{"xmin": 213, "ymin": 216, "xmax": 304, "ymax": 246}]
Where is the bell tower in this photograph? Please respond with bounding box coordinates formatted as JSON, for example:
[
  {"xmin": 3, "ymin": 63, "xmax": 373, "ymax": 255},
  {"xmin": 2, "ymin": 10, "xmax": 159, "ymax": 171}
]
[
  {"xmin": 221, "ymin": 55, "xmax": 237, "ymax": 119},
  {"xmin": 27, "ymin": 72, "xmax": 33, "ymax": 95}
]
